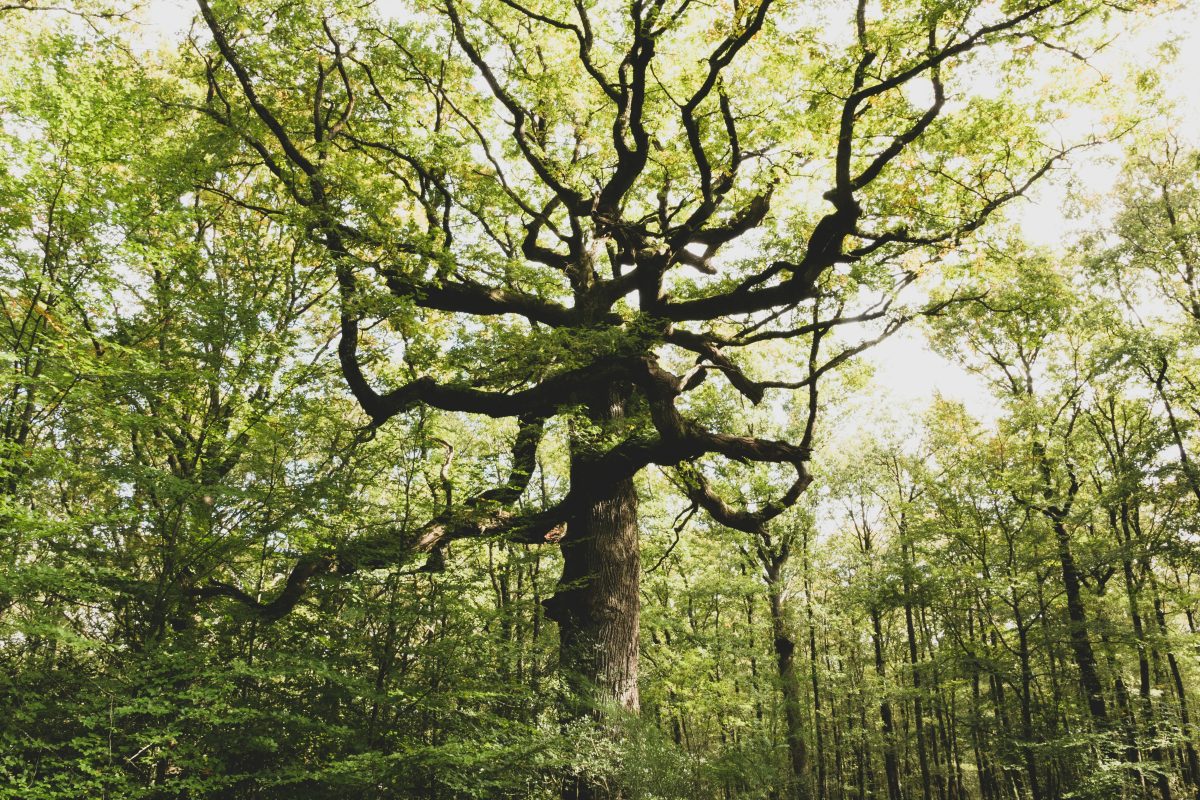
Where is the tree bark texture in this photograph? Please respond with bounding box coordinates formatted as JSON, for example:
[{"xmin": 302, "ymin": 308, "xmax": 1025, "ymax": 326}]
[{"xmin": 545, "ymin": 387, "xmax": 642, "ymax": 800}]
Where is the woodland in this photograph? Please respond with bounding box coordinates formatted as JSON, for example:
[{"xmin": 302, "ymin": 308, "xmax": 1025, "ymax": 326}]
[{"xmin": 3, "ymin": 0, "xmax": 1200, "ymax": 798}]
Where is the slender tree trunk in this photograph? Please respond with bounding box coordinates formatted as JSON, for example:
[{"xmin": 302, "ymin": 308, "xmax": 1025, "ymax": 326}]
[
  {"xmin": 1035, "ymin": 576, "xmax": 1064, "ymax": 739},
  {"xmin": 1148, "ymin": 569, "xmax": 1200, "ymax": 793},
  {"xmin": 1050, "ymin": 518, "xmax": 1108, "ymax": 724},
  {"xmin": 1101, "ymin": 628, "xmax": 1144, "ymax": 790},
  {"xmin": 873, "ymin": 607, "xmax": 903, "ymax": 800},
  {"xmin": 803, "ymin": 530, "xmax": 829, "ymax": 800},
  {"xmin": 969, "ymin": 608, "xmax": 996, "ymax": 800},
  {"xmin": 1116, "ymin": 505, "xmax": 1173, "ymax": 800},
  {"xmin": 858, "ymin": 673, "xmax": 872, "ymax": 800},
  {"xmin": 903, "ymin": 538, "xmax": 934, "ymax": 800},
  {"xmin": 987, "ymin": 630, "xmax": 1025, "ymax": 798},
  {"xmin": 942, "ymin": 677, "xmax": 967, "ymax": 800},
  {"xmin": 1015, "ymin": 613, "xmax": 1041, "ymax": 800},
  {"xmin": 829, "ymin": 646, "xmax": 847, "ymax": 800}
]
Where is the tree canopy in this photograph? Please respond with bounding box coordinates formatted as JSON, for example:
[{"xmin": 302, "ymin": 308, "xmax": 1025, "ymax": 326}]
[{"xmin": 4, "ymin": 0, "xmax": 1200, "ymax": 799}]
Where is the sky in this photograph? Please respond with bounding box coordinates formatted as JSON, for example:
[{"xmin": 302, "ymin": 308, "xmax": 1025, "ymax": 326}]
[
  {"xmin": 133, "ymin": 0, "xmax": 1200, "ymax": 431},
  {"xmin": 866, "ymin": 1, "xmax": 1200, "ymax": 427}
]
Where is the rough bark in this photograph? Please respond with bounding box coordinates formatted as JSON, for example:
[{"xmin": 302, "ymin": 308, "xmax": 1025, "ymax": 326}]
[
  {"xmin": 544, "ymin": 388, "xmax": 641, "ymax": 799},
  {"xmin": 549, "ymin": 474, "xmax": 640, "ymax": 711},
  {"xmin": 770, "ymin": 582, "xmax": 809, "ymax": 797}
]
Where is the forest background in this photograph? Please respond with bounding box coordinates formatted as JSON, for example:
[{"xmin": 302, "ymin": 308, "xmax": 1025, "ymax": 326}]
[{"xmin": 4, "ymin": 1, "xmax": 1200, "ymax": 799}]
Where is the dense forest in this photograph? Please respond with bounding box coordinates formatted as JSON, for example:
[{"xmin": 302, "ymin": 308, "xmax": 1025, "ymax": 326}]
[{"xmin": 3, "ymin": 0, "xmax": 1200, "ymax": 798}]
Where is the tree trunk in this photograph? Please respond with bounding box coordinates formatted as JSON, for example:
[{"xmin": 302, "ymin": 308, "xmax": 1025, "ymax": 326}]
[
  {"xmin": 872, "ymin": 607, "xmax": 903, "ymax": 800},
  {"xmin": 1149, "ymin": 569, "xmax": 1200, "ymax": 792},
  {"xmin": 545, "ymin": 389, "xmax": 641, "ymax": 800},
  {"xmin": 803, "ymin": 528, "xmax": 829, "ymax": 800},
  {"xmin": 769, "ymin": 577, "xmax": 809, "ymax": 797},
  {"xmin": 551, "ymin": 459, "xmax": 640, "ymax": 710},
  {"xmin": 902, "ymin": 538, "xmax": 933, "ymax": 800},
  {"xmin": 1015, "ymin": 609, "xmax": 1042, "ymax": 800},
  {"xmin": 1100, "ymin": 628, "xmax": 1143, "ymax": 789},
  {"xmin": 1051, "ymin": 518, "xmax": 1108, "ymax": 724},
  {"xmin": 1116, "ymin": 504, "xmax": 1173, "ymax": 800}
]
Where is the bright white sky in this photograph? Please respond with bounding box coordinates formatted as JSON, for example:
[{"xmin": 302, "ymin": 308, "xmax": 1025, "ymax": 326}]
[
  {"xmin": 134, "ymin": 0, "xmax": 1200, "ymax": 433},
  {"xmin": 867, "ymin": 1, "xmax": 1200, "ymax": 428}
]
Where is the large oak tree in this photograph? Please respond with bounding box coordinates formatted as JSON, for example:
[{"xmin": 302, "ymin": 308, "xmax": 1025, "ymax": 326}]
[{"xmin": 188, "ymin": 0, "xmax": 1132, "ymax": 721}]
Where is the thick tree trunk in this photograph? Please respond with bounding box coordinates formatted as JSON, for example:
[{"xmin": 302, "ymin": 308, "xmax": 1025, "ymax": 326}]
[
  {"xmin": 544, "ymin": 389, "xmax": 641, "ymax": 800},
  {"xmin": 769, "ymin": 582, "xmax": 809, "ymax": 797},
  {"xmin": 549, "ymin": 472, "xmax": 640, "ymax": 712}
]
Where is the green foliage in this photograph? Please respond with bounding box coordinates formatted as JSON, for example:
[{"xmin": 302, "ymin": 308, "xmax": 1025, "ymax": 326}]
[{"xmin": 5, "ymin": 2, "xmax": 1200, "ymax": 800}]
